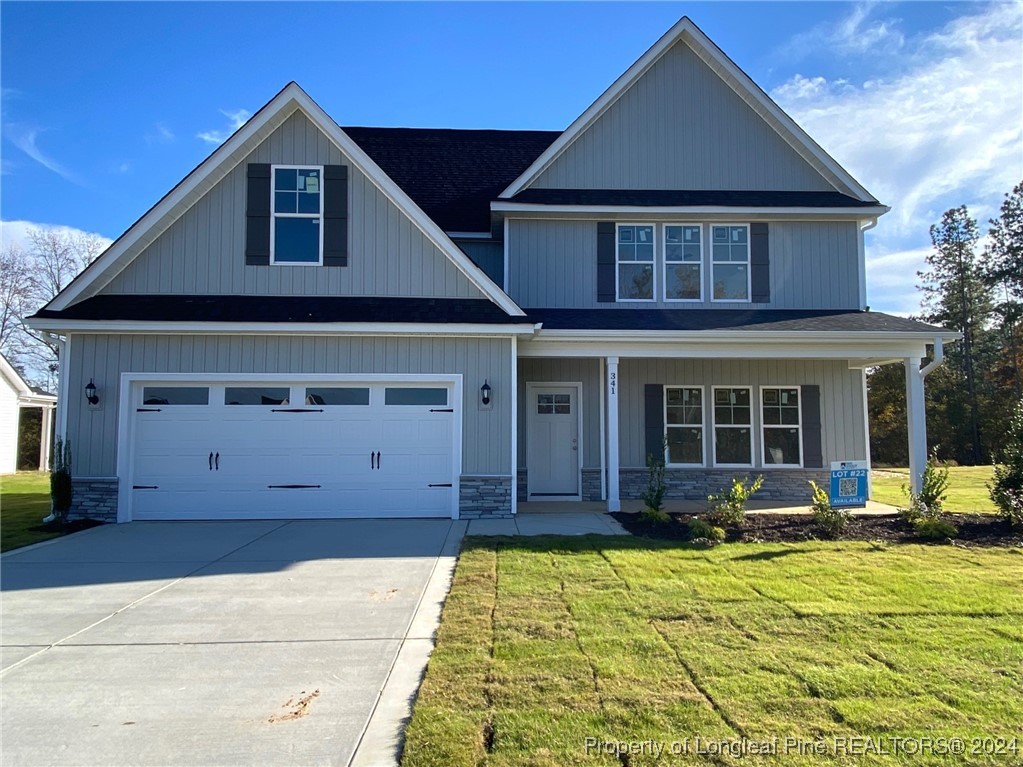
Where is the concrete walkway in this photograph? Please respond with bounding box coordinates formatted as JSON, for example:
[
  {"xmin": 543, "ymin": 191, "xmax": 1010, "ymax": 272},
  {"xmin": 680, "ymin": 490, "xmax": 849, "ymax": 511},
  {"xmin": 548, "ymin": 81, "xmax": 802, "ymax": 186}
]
[
  {"xmin": 467, "ymin": 511, "xmax": 628, "ymax": 536},
  {"xmin": 1, "ymin": 519, "xmax": 465, "ymax": 767}
]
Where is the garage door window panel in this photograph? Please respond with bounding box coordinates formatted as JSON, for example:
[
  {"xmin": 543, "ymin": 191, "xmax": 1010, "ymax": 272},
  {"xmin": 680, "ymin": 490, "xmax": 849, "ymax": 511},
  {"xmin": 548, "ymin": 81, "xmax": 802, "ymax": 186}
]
[
  {"xmin": 142, "ymin": 386, "xmax": 209, "ymax": 406},
  {"xmin": 384, "ymin": 387, "xmax": 448, "ymax": 406},
  {"xmin": 225, "ymin": 387, "xmax": 291, "ymax": 405},
  {"xmin": 304, "ymin": 387, "xmax": 370, "ymax": 406}
]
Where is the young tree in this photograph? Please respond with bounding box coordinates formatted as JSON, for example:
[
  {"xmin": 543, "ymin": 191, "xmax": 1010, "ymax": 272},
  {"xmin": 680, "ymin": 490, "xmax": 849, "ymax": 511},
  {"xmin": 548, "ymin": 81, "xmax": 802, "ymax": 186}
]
[
  {"xmin": 918, "ymin": 206, "xmax": 992, "ymax": 464},
  {"xmin": 982, "ymin": 181, "xmax": 1023, "ymax": 397}
]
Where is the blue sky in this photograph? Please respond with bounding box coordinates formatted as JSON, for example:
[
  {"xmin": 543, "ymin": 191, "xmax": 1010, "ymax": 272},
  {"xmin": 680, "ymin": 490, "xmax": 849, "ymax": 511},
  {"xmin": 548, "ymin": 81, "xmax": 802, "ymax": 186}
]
[{"xmin": 2, "ymin": 1, "xmax": 1021, "ymax": 314}]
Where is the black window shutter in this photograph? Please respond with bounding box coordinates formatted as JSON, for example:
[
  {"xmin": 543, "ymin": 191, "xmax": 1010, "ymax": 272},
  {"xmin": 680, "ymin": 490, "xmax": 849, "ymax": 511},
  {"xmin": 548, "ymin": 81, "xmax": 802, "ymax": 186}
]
[
  {"xmin": 323, "ymin": 165, "xmax": 349, "ymax": 267},
  {"xmin": 750, "ymin": 222, "xmax": 770, "ymax": 303},
  {"xmin": 245, "ymin": 164, "xmax": 271, "ymax": 265},
  {"xmin": 597, "ymin": 222, "xmax": 616, "ymax": 302},
  {"xmin": 801, "ymin": 384, "xmax": 823, "ymax": 468},
  {"xmin": 644, "ymin": 384, "xmax": 665, "ymax": 465}
]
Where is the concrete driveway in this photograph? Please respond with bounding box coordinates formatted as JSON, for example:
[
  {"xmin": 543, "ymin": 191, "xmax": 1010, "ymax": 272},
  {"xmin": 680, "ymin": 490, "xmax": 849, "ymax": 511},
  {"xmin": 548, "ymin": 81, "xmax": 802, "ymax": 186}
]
[{"xmin": 1, "ymin": 519, "xmax": 464, "ymax": 767}]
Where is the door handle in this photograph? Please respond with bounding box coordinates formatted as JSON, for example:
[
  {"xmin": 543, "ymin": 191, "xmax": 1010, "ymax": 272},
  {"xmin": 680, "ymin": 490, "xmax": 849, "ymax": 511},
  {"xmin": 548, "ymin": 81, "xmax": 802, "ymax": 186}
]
[
  {"xmin": 215, "ymin": 452, "xmax": 220, "ymax": 471},
  {"xmin": 375, "ymin": 451, "xmax": 381, "ymax": 470},
  {"xmin": 209, "ymin": 452, "xmax": 213, "ymax": 471}
]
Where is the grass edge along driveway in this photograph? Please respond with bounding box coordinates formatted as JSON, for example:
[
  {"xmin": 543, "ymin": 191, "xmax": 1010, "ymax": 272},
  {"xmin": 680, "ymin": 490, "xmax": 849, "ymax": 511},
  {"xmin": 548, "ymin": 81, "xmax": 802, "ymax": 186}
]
[
  {"xmin": 1, "ymin": 472, "xmax": 56, "ymax": 553},
  {"xmin": 402, "ymin": 535, "xmax": 1023, "ymax": 766}
]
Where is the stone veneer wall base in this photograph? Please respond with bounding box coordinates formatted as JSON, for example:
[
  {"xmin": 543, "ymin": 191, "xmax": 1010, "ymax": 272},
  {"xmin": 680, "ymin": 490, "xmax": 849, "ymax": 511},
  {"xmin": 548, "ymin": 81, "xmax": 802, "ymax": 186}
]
[
  {"xmin": 459, "ymin": 475, "xmax": 513, "ymax": 519},
  {"xmin": 69, "ymin": 478, "xmax": 118, "ymax": 523},
  {"xmin": 619, "ymin": 468, "xmax": 830, "ymax": 502}
]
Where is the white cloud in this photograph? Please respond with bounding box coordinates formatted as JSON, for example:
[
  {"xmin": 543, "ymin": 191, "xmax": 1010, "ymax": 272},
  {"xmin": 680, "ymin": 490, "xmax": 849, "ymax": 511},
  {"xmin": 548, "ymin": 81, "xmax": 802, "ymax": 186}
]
[
  {"xmin": 146, "ymin": 122, "xmax": 175, "ymax": 144},
  {"xmin": 773, "ymin": 2, "xmax": 1023, "ymax": 315},
  {"xmin": 4, "ymin": 125, "xmax": 85, "ymax": 185},
  {"xmin": 196, "ymin": 108, "xmax": 252, "ymax": 145},
  {"xmin": 0, "ymin": 220, "xmax": 113, "ymax": 253},
  {"xmin": 782, "ymin": 1, "xmax": 906, "ymax": 60}
]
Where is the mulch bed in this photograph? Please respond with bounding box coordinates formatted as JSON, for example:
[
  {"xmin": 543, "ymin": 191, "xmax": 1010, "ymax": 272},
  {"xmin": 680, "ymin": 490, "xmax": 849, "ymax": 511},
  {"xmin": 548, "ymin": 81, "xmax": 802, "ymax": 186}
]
[
  {"xmin": 611, "ymin": 511, "xmax": 1023, "ymax": 548},
  {"xmin": 29, "ymin": 518, "xmax": 105, "ymax": 536}
]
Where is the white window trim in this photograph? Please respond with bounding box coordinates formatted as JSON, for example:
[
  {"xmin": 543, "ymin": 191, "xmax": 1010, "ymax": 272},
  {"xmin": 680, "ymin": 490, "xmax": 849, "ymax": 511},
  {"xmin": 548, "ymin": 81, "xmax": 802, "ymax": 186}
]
[
  {"xmin": 710, "ymin": 223, "xmax": 752, "ymax": 303},
  {"xmin": 615, "ymin": 222, "xmax": 656, "ymax": 303},
  {"xmin": 663, "ymin": 384, "xmax": 706, "ymax": 467},
  {"xmin": 711, "ymin": 385, "xmax": 754, "ymax": 467},
  {"xmin": 663, "ymin": 223, "xmax": 703, "ymax": 303},
  {"xmin": 759, "ymin": 385, "xmax": 803, "ymax": 468},
  {"xmin": 270, "ymin": 164, "xmax": 325, "ymax": 266}
]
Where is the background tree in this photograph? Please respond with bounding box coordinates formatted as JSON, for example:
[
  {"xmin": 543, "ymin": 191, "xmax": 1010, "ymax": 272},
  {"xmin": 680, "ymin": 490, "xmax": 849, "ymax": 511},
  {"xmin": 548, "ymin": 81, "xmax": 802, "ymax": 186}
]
[
  {"xmin": 982, "ymin": 181, "xmax": 1023, "ymax": 398},
  {"xmin": 0, "ymin": 226, "xmax": 106, "ymax": 388},
  {"xmin": 917, "ymin": 206, "xmax": 992, "ymax": 464}
]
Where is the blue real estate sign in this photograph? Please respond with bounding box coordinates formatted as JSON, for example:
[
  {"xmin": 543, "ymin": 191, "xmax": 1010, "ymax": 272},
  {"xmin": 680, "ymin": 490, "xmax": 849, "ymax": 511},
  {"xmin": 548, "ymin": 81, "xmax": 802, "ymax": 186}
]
[{"xmin": 830, "ymin": 461, "xmax": 869, "ymax": 507}]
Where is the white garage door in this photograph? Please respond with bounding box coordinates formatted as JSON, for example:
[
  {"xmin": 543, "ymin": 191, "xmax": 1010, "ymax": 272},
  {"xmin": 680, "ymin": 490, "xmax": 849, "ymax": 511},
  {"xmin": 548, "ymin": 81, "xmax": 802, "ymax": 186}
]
[{"xmin": 127, "ymin": 380, "xmax": 458, "ymax": 520}]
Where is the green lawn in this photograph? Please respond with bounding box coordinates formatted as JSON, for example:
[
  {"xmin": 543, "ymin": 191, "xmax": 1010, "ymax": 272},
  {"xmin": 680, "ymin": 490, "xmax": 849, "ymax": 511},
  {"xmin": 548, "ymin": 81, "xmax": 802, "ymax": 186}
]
[
  {"xmin": 1, "ymin": 472, "xmax": 58, "ymax": 552},
  {"xmin": 872, "ymin": 466, "xmax": 997, "ymax": 513},
  {"xmin": 403, "ymin": 535, "xmax": 1023, "ymax": 766}
]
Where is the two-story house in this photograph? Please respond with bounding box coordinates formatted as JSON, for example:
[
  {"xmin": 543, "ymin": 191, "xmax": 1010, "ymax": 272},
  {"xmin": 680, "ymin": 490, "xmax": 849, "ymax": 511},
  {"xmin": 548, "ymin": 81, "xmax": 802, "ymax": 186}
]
[{"xmin": 29, "ymin": 17, "xmax": 955, "ymax": 523}]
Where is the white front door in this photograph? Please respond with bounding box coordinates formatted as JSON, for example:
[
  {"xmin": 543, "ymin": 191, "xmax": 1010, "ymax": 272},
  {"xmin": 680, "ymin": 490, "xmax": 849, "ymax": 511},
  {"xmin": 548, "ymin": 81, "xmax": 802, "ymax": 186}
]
[{"xmin": 527, "ymin": 384, "xmax": 580, "ymax": 498}]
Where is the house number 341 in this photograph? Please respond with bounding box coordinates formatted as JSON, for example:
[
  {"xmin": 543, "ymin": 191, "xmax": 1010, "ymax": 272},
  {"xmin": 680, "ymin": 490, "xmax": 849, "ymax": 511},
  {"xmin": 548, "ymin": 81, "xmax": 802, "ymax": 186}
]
[{"xmin": 609, "ymin": 371, "xmax": 617, "ymax": 395}]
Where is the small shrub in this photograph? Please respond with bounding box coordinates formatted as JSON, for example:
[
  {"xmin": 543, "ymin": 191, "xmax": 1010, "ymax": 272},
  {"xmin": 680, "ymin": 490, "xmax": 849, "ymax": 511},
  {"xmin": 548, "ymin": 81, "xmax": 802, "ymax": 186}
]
[
  {"xmin": 50, "ymin": 437, "xmax": 73, "ymax": 523},
  {"xmin": 706, "ymin": 475, "xmax": 764, "ymax": 526},
  {"xmin": 640, "ymin": 506, "xmax": 670, "ymax": 524},
  {"xmin": 898, "ymin": 493, "xmax": 931, "ymax": 526},
  {"xmin": 809, "ymin": 479, "xmax": 849, "ymax": 537},
  {"xmin": 989, "ymin": 399, "xmax": 1023, "ymax": 527},
  {"xmin": 919, "ymin": 450, "xmax": 950, "ymax": 511},
  {"xmin": 640, "ymin": 439, "xmax": 668, "ymax": 514},
  {"xmin": 914, "ymin": 516, "xmax": 958, "ymax": 540},
  {"xmin": 687, "ymin": 518, "xmax": 726, "ymax": 543}
]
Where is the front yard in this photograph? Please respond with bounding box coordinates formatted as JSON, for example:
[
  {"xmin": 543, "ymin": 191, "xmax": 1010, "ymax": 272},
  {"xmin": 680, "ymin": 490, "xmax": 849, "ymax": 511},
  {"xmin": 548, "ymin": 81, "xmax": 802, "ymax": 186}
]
[
  {"xmin": 0, "ymin": 472, "xmax": 58, "ymax": 552},
  {"xmin": 403, "ymin": 535, "xmax": 1022, "ymax": 766},
  {"xmin": 871, "ymin": 466, "xmax": 997, "ymax": 513}
]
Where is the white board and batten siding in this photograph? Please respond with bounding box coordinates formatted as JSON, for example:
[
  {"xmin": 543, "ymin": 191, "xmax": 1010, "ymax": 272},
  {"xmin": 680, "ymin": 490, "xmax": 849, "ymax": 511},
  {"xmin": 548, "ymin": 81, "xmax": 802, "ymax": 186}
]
[
  {"xmin": 100, "ymin": 111, "xmax": 485, "ymax": 300},
  {"xmin": 66, "ymin": 334, "xmax": 513, "ymax": 485},
  {"xmin": 507, "ymin": 219, "xmax": 861, "ymax": 310},
  {"xmin": 0, "ymin": 378, "xmax": 19, "ymax": 474}
]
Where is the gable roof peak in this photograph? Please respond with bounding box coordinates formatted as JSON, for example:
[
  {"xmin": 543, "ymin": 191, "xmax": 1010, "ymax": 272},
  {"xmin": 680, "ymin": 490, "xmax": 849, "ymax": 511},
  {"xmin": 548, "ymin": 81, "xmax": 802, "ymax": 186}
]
[{"xmin": 500, "ymin": 15, "xmax": 877, "ymax": 203}]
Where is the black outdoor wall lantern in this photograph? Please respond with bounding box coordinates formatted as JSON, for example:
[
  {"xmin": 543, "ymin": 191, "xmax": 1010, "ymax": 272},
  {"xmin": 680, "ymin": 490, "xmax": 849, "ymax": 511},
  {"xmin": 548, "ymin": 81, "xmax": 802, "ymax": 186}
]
[
  {"xmin": 481, "ymin": 380, "xmax": 492, "ymax": 406},
  {"xmin": 85, "ymin": 378, "xmax": 99, "ymax": 405}
]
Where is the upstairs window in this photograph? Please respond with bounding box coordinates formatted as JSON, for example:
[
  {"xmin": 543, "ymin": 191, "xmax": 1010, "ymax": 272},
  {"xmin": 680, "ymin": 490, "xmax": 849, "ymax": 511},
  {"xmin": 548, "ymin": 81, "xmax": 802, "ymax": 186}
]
[
  {"xmin": 616, "ymin": 224, "xmax": 654, "ymax": 301},
  {"xmin": 711, "ymin": 225, "xmax": 750, "ymax": 301},
  {"xmin": 271, "ymin": 166, "xmax": 323, "ymax": 264},
  {"xmin": 664, "ymin": 224, "xmax": 702, "ymax": 301}
]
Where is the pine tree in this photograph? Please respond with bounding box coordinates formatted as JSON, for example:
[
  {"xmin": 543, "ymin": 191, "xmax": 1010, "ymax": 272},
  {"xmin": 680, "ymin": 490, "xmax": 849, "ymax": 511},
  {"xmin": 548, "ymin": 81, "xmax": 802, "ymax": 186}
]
[
  {"xmin": 982, "ymin": 181, "xmax": 1023, "ymax": 397},
  {"xmin": 918, "ymin": 206, "xmax": 992, "ymax": 464}
]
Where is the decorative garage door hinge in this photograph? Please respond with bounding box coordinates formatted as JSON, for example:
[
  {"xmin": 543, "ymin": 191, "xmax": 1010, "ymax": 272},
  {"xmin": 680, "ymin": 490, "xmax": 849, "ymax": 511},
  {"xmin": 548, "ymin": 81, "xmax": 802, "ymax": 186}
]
[
  {"xmin": 271, "ymin": 408, "xmax": 324, "ymax": 413},
  {"xmin": 428, "ymin": 483, "xmax": 453, "ymax": 488},
  {"xmin": 133, "ymin": 485, "xmax": 159, "ymax": 489},
  {"xmin": 136, "ymin": 408, "xmax": 162, "ymax": 412},
  {"xmin": 429, "ymin": 408, "xmax": 454, "ymax": 413},
  {"xmin": 267, "ymin": 484, "xmax": 322, "ymax": 489}
]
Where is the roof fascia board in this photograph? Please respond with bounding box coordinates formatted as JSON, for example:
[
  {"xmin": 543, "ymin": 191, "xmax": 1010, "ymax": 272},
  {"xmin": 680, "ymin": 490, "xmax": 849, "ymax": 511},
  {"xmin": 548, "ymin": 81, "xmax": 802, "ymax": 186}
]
[
  {"xmin": 518, "ymin": 338, "xmax": 939, "ymax": 360},
  {"xmin": 0, "ymin": 354, "xmax": 33, "ymax": 397},
  {"xmin": 499, "ymin": 17, "xmax": 874, "ymax": 202},
  {"xmin": 24, "ymin": 318, "xmax": 539, "ymax": 336},
  {"xmin": 49, "ymin": 84, "xmax": 525, "ymax": 318},
  {"xmin": 529, "ymin": 329, "xmax": 959, "ymax": 342},
  {"xmin": 492, "ymin": 203, "xmax": 890, "ymax": 218}
]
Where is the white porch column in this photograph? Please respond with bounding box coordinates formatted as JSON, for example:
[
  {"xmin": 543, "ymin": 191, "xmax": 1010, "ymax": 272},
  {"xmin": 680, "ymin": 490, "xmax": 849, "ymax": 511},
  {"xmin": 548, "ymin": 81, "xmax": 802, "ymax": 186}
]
[
  {"xmin": 39, "ymin": 405, "xmax": 54, "ymax": 471},
  {"xmin": 904, "ymin": 357, "xmax": 927, "ymax": 495},
  {"xmin": 606, "ymin": 356, "xmax": 620, "ymax": 512}
]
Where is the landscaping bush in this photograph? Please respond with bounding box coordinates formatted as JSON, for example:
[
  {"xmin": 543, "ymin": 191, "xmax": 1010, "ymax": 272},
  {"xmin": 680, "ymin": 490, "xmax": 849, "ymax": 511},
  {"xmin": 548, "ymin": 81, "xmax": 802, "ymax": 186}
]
[
  {"xmin": 706, "ymin": 475, "xmax": 763, "ymax": 526},
  {"xmin": 50, "ymin": 437, "xmax": 73, "ymax": 524},
  {"xmin": 809, "ymin": 479, "xmax": 849, "ymax": 537},
  {"xmin": 989, "ymin": 399, "xmax": 1023, "ymax": 528},
  {"xmin": 687, "ymin": 517, "xmax": 726, "ymax": 543},
  {"xmin": 640, "ymin": 439, "xmax": 668, "ymax": 514},
  {"xmin": 914, "ymin": 516, "xmax": 959, "ymax": 540},
  {"xmin": 639, "ymin": 506, "xmax": 670, "ymax": 524},
  {"xmin": 919, "ymin": 450, "xmax": 950, "ymax": 511}
]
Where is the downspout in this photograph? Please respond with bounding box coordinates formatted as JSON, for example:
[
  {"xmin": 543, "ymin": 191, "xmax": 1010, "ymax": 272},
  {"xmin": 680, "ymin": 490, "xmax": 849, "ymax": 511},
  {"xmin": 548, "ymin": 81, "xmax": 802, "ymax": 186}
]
[
  {"xmin": 858, "ymin": 217, "xmax": 879, "ymax": 311},
  {"xmin": 920, "ymin": 337, "xmax": 944, "ymax": 377},
  {"xmin": 42, "ymin": 332, "xmax": 66, "ymax": 524}
]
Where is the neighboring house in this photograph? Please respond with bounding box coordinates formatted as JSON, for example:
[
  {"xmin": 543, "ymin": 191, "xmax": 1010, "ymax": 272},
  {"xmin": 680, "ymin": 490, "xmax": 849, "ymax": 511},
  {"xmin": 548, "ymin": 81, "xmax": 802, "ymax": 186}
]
[
  {"xmin": 27, "ymin": 17, "xmax": 955, "ymax": 523},
  {"xmin": 0, "ymin": 354, "xmax": 56, "ymax": 474}
]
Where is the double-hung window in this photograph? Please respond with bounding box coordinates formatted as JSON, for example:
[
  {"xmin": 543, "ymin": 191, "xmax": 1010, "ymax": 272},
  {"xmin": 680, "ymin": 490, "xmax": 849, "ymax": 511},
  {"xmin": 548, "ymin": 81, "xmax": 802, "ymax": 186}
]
[
  {"xmin": 271, "ymin": 166, "xmax": 323, "ymax": 264},
  {"xmin": 711, "ymin": 225, "xmax": 750, "ymax": 301},
  {"xmin": 712, "ymin": 386, "xmax": 753, "ymax": 466},
  {"xmin": 665, "ymin": 386, "xmax": 704, "ymax": 465},
  {"xmin": 664, "ymin": 225, "xmax": 702, "ymax": 301},
  {"xmin": 616, "ymin": 224, "xmax": 654, "ymax": 301},
  {"xmin": 761, "ymin": 387, "xmax": 802, "ymax": 466}
]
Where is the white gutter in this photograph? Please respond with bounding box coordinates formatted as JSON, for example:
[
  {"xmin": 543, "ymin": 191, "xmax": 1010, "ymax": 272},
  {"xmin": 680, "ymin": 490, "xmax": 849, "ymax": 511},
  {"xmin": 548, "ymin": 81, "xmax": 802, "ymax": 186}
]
[
  {"xmin": 920, "ymin": 337, "xmax": 944, "ymax": 377},
  {"xmin": 491, "ymin": 202, "xmax": 891, "ymax": 218},
  {"xmin": 25, "ymin": 319, "xmax": 542, "ymax": 337},
  {"xmin": 529, "ymin": 328, "xmax": 962, "ymax": 343}
]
